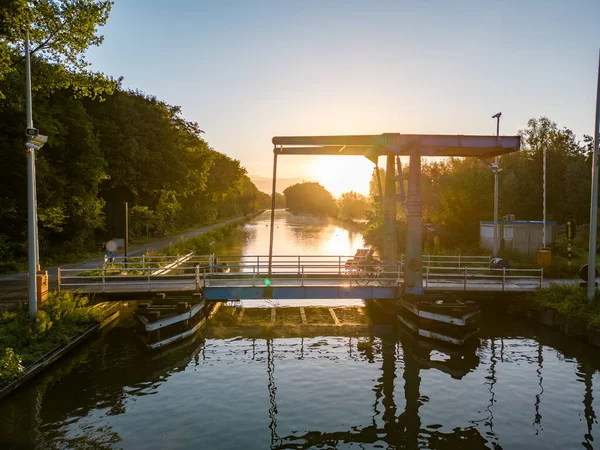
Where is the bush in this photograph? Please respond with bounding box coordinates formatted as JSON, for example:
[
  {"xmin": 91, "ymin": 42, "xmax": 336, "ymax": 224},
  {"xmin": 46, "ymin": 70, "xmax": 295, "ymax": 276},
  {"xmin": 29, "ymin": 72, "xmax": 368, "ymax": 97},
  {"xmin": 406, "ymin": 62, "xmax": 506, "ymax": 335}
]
[
  {"xmin": 0, "ymin": 291, "xmax": 102, "ymax": 382},
  {"xmin": 0, "ymin": 348, "xmax": 24, "ymax": 386},
  {"xmin": 531, "ymin": 284, "xmax": 600, "ymax": 332}
]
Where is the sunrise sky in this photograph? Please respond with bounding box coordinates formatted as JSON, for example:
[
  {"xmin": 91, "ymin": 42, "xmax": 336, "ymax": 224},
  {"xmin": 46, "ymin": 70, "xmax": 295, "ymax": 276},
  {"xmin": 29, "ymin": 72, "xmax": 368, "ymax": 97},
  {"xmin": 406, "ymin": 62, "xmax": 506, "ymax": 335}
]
[{"xmin": 86, "ymin": 0, "xmax": 600, "ymax": 197}]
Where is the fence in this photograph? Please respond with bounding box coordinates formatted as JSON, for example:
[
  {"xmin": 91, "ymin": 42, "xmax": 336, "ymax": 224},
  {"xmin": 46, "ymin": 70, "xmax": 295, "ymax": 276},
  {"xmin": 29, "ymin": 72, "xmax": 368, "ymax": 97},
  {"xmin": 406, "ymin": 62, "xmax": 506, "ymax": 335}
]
[{"xmin": 423, "ymin": 265, "xmax": 543, "ymax": 291}]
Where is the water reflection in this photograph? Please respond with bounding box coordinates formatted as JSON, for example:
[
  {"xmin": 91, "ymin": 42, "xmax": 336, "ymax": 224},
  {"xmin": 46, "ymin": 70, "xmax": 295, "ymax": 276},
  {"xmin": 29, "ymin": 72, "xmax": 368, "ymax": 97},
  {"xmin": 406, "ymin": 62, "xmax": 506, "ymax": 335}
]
[
  {"xmin": 243, "ymin": 210, "xmax": 363, "ymax": 257},
  {"xmin": 1, "ymin": 311, "xmax": 600, "ymax": 449}
]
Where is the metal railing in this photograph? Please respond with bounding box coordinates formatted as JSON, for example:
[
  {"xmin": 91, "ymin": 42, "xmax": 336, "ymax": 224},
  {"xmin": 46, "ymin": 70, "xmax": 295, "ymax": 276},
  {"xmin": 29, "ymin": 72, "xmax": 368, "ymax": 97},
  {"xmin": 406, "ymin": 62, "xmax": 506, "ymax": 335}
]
[
  {"xmin": 57, "ymin": 254, "xmax": 541, "ymax": 294},
  {"xmin": 400, "ymin": 253, "xmax": 492, "ymax": 268},
  {"xmin": 98, "ymin": 253, "xmax": 493, "ymax": 273},
  {"xmin": 423, "ymin": 265, "xmax": 543, "ymax": 291},
  {"xmin": 57, "ymin": 261, "xmax": 402, "ymax": 293}
]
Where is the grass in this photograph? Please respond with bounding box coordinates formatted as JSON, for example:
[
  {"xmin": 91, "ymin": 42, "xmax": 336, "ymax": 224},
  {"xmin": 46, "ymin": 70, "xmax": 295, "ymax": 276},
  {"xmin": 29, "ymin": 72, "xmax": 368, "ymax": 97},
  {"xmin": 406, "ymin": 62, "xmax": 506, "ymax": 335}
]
[
  {"xmin": 0, "ymin": 291, "xmax": 103, "ymax": 387},
  {"xmin": 155, "ymin": 217, "xmax": 252, "ymax": 257},
  {"xmin": 524, "ymin": 284, "xmax": 600, "ymax": 334}
]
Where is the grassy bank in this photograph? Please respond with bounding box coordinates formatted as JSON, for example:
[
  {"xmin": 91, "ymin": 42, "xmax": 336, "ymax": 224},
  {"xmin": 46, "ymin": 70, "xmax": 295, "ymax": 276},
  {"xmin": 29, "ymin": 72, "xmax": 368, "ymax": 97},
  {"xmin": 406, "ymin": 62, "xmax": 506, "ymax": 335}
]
[
  {"xmin": 0, "ymin": 291, "xmax": 102, "ymax": 387},
  {"xmin": 511, "ymin": 285, "xmax": 600, "ymax": 343},
  {"xmin": 531, "ymin": 284, "xmax": 600, "ymax": 330},
  {"xmin": 77, "ymin": 213, "xmax": 258, "ymax": 277},
  {"xmin": 154, "ymin": 214, "xmax": 256, "ymax": 256}
]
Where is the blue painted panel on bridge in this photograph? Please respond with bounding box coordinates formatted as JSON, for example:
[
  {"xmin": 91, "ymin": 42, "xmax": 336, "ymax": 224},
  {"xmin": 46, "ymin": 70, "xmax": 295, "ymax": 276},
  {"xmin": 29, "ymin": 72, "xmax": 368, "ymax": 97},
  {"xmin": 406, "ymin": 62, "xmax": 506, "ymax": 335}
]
[{"xmin": 202, "ymin": 285, "xmax": 400, "ymax": 300}]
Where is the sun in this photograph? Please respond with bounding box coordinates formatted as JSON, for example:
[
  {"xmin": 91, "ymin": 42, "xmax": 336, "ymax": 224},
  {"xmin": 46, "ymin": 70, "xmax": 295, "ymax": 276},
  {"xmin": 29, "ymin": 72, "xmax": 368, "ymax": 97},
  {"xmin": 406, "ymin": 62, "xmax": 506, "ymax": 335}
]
[{"xmin": 309, "ymin": 156, "xmax": 373, "ymax": 198}]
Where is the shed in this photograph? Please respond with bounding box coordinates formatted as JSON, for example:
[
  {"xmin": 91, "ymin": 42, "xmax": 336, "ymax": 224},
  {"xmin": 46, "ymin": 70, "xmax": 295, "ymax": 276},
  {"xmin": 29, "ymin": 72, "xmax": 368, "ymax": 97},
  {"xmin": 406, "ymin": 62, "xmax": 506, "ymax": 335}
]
[{"xmin": 480, "ymin": 221, "xmax": 556, "ymax": 256}]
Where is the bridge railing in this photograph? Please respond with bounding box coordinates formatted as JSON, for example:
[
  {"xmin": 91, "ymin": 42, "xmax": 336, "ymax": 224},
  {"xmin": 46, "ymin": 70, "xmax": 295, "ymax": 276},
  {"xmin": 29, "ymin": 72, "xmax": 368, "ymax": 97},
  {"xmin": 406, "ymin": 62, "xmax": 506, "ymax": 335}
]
[
  {"xmin": 57, "ymin": 262, "xmax": 404, "ymax": 293},
  {"xmin": 98, "ymin": 254, "xmax": 494, "ymax": 272},
  {"xmin": 400, "ymin": 254, "xmax": 492, "ymax": 268},
  {"xmin": 423, "ymin": 265, "xmax": 543, "ymax": 291},
  {"xmin": 57, "ymin": 254, "xmax": 540, "ymax": 293},
  {"xmin": 198, "ymin": 263, "xmax": 403, "ymax": 288}
]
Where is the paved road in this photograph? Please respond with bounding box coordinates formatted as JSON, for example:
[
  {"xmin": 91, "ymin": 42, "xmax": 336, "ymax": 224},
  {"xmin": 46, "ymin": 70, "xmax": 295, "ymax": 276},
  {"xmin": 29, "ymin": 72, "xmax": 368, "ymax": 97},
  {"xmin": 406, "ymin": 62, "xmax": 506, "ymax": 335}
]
[{"xmin": 0, "ymin": 212, "xmax": 261, "ymax": 307}]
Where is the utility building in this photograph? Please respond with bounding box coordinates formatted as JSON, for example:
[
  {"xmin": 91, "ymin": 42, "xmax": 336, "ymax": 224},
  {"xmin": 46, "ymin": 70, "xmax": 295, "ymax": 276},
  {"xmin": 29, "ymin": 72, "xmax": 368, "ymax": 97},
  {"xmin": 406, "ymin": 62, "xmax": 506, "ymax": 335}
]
[{"xmin": 480, "ymin": 220, "xmax": 555, "ymax": 256}]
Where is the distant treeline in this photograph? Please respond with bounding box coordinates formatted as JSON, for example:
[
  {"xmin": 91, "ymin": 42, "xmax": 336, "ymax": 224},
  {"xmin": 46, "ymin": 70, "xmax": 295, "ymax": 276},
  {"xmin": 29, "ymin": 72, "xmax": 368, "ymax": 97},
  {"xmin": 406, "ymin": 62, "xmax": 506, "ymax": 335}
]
[{"xmin": 283, "ymin": 182, "xmax": 371, "ymax": 220}]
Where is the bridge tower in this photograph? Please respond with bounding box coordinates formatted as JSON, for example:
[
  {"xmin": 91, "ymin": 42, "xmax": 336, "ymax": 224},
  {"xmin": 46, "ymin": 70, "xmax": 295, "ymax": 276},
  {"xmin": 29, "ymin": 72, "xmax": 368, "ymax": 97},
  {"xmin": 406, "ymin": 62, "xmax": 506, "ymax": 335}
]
[
  {"xmin": 404, "ymin": 147, "xmax": 423, "ymax": 295},
  {"xmin": 383, "ymin": 153, "xmax": 398, "ymax": 267}
]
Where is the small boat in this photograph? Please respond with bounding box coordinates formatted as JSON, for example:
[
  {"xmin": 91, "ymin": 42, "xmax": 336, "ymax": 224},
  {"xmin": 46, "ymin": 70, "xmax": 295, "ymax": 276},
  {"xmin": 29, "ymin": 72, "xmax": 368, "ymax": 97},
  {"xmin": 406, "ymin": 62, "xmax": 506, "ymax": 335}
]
[
  {"xmin": 398, "ymin": 293, "xmax": 480, "ymax": 346},
  {"xmin": 134, "ymin": 294, "xmax": 218, "ymax": 350}
]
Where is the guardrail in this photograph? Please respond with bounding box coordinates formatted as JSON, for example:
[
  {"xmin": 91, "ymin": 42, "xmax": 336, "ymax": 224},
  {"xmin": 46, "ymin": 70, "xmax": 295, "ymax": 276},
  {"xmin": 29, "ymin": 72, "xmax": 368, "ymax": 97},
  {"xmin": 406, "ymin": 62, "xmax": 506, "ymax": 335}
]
[
  {"xmin": 423, "ymin": 265, "xmax": 543, "ymax": 291},
  {"xmin": 57, "ymin": 258, "xmax": 543, "ymax": 294},
  {"xmin": 400, "ymin": 253, "xmax": 492, "ymax": 268},
  {"xmin": 57, "ymin": 262, "xmax": 403, "ymax": 293},
  {"xmin": 96, "ymin": 253, "xmax": 493, "ymax": 273}
]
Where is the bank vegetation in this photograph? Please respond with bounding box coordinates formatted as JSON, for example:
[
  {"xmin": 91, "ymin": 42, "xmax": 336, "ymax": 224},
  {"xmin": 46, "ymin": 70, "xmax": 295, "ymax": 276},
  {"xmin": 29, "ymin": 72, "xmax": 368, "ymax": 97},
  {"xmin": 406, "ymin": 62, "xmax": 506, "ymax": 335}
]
[{"xmin": 0, "ymin": 1, "xmax": 273, "ymax": 273}]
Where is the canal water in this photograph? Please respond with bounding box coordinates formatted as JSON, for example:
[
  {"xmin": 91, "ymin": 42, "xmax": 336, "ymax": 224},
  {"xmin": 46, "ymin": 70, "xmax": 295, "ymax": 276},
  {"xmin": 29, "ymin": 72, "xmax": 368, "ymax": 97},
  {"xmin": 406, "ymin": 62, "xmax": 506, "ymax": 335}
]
[{"xmin": 1, "ymin": 211, "xmax": 600, "ymax": 449}]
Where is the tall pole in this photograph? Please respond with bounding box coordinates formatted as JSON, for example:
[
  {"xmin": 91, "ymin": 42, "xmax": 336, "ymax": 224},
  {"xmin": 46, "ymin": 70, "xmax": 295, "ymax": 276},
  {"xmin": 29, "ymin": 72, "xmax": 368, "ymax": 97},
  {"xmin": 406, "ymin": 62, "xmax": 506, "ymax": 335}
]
[
  {"xmin": 405, "ymin": 146, "xmax": 423, "ymax": 295},
  {"xmin": 383, "ymin": 154, "xmax": 397, "ymax": 265},
  {"xmin": 492, "ymin": 113, "xmax": 502, "ymax": 257},
  {"xmin": 587, "ymin": 50, "xmax": 600, "ymax": 301},
  {"xmin": 268, "ymin": 148, "xmax": 278, "ymax": 275},
  {"xmin": 543, "ymin": 146, "xmax": 547, "ymax": 248},
  {"xmin": 25, "ymin": 31, "xmax": 37, "ymax": 317}
]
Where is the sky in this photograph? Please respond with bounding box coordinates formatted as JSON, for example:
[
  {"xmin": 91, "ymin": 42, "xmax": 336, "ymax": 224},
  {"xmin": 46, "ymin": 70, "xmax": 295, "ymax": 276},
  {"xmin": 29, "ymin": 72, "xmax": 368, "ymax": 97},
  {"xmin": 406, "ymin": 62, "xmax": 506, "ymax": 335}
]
[{"xmin": 86, "ymin": 0, "xmax": 600, "ymax": 197}]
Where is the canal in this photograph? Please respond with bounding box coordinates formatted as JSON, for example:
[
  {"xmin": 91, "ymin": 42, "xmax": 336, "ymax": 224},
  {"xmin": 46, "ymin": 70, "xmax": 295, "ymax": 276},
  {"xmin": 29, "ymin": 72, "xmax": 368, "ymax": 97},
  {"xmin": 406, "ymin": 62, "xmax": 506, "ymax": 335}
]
[{"xmin": 1, "ymin": 210, "xmax": 599, "ymax": 449}]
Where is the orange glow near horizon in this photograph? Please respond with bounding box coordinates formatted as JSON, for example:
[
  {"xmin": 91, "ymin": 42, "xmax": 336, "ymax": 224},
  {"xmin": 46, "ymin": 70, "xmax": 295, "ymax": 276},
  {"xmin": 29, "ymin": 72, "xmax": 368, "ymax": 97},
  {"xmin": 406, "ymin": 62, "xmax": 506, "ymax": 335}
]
[{"xmin": 309, "ymin": 156, "xmax": 372, "ymax": 198}]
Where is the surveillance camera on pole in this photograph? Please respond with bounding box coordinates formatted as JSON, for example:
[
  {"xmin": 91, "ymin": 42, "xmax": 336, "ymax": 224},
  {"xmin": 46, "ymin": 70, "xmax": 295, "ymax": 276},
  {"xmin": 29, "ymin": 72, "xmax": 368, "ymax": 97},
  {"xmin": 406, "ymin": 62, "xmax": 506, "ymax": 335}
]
[{"xmin": 26, "ymin": 134, "xmax": 48, "ymax": 151}]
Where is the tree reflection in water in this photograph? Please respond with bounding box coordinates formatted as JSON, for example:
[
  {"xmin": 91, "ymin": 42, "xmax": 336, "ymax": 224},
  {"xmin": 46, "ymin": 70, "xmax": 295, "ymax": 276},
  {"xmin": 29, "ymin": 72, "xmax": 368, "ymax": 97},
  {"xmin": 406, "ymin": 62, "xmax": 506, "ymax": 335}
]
[{"xmin": 1, "ymin": 308, "xmax": 599, "ymax": 449}]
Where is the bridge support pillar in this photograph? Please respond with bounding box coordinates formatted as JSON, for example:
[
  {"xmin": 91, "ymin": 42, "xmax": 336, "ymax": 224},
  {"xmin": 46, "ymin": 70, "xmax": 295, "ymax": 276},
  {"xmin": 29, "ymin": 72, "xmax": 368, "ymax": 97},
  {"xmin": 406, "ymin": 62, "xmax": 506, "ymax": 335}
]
[
  {"xmin": 405, "ymin": 146, "xmax": 423, "ymax": 295},
  {"xmin": 383, "ymin": 153, "xmax": 398, "ymax": 266}
]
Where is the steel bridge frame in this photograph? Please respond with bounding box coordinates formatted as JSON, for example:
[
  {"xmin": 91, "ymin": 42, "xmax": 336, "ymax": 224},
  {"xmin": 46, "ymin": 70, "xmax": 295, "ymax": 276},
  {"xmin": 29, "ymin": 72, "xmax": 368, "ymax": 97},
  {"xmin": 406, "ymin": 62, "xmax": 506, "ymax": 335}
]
[{"xmin": 268, "ymin": 133, "xmax": 520, "ymax": 295}]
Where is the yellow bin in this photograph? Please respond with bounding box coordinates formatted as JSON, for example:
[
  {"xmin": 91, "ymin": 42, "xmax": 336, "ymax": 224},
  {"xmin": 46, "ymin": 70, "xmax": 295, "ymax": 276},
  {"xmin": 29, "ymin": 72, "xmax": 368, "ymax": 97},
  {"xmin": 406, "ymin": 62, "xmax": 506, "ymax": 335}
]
[{"xmin": 537, "ymin": 248, "xmax": 552, "ymax": 267}]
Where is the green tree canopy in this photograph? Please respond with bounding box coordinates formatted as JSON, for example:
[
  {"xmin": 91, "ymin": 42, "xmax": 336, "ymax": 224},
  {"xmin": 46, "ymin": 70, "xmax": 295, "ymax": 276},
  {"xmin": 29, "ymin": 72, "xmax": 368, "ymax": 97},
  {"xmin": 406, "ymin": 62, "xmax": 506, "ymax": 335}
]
[
  {"xmin": 0, "ymin": 0, "xmax": 115, "ymax": 98},
  {"xmin": 338, "ymin": 191, "xmax": 371, "ymax": 220},
  {"xmin": 283, "ymin": 182, "xmax": 337, "ymax": 217}
]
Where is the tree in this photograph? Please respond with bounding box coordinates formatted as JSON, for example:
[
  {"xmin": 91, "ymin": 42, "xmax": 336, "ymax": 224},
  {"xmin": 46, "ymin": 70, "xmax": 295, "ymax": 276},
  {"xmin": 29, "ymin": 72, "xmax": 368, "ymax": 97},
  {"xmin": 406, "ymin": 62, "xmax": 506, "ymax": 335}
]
[
  {"xmin": 130, "ymin": 206, "xmax": 155, "ymax": 238},
  {"xmin": 338, "ymin": 191, "xmax": 371, "ymax": 220},
  {"xmin": 0, "ymin": 0, "xmax": 115, "ymax": 98},
  {"xmin": 283, "ymin": 182, "xmax": 337, "ymax": 217}
]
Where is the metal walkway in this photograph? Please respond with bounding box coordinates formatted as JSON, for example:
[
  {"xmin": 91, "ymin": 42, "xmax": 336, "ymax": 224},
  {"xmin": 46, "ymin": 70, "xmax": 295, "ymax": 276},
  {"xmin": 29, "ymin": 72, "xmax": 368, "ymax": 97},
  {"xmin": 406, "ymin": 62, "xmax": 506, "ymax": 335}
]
[{"xmin": 58, "ymin": 254, "xmax": 544, "ymax": 299}]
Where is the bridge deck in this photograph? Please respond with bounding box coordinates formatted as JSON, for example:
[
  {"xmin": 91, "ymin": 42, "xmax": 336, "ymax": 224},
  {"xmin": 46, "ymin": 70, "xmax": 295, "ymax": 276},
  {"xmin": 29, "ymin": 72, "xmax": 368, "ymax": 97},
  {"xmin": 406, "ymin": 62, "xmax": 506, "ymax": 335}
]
[
  {"xmin": 58, "ymin": 254, "xmax": 544, "ymax": 299},
  {"xmin": 60, "ymin": 277, "xmax": 543, "ymax": 298}
]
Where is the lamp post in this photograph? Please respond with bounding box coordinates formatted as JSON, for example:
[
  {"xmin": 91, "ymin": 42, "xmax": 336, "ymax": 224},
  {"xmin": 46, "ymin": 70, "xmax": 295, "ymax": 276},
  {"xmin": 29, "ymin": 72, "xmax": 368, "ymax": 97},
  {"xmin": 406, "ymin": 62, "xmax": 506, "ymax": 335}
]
[
  {"xmin": 543, "ymin": 143, "xmax": 547, "ymax": 249},
  {"xmin": 492, "ymin": 112, "xmax": 502, "ymax": 257},
  {"xmin": 24, "ymin": 31, "xmax": 47, "ymax": 318},
  {"xmin": 587, "ymin": 50, "xmax": 600, "ymax": 301}
]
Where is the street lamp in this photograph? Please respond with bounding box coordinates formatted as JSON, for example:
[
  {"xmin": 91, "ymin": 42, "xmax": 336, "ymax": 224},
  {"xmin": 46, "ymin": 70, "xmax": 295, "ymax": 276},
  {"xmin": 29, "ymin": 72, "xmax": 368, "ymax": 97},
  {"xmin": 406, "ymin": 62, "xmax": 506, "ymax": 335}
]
[
  {"xmin": 587, "ymin": 50, "xmax": 600, "ymax": 301},
  {"xmin": 25, "ymin": 31, "xmax": 47, "ymax": 318},
  {"xmin": 491, "ymin": 112, "xmax": 502, "ymax": 257}
]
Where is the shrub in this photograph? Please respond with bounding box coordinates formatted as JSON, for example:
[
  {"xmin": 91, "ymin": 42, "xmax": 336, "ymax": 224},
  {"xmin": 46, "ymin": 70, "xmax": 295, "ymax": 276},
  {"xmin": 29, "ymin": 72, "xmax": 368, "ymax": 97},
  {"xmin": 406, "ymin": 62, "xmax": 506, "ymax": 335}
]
[
  {"xmin": 0, "ymin": 291, "xmax": 103, "ymax": 380},
  {"xmin": 531, "ymin": 284, "xmax": 600, "ymax": 332},
  {"xmin": 0, "ymin": 348, "xmax": 24, "ymax": 386}
]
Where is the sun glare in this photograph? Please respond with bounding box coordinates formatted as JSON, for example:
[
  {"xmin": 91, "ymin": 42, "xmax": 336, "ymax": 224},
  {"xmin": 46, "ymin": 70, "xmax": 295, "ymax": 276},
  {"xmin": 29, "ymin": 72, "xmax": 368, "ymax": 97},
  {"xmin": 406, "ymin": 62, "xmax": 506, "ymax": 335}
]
[{"xmin": 309, "ymin": 156, "xmax": 372, "ymax": 198}]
